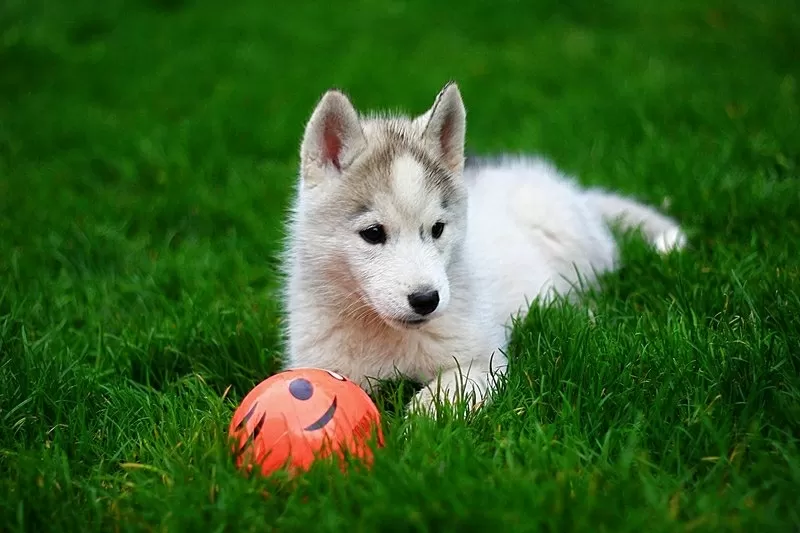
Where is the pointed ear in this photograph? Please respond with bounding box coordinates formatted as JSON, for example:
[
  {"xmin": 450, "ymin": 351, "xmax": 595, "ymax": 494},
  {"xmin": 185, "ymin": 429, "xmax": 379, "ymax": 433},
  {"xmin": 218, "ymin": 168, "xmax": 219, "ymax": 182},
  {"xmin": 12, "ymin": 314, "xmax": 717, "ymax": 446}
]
[
  {"xmin": 421, "ymin": 82, "xmax": 466, "ymax": 173},
  {"xmin": 300, "ymin": 89, "xmax": 367, "ymax": 188}
]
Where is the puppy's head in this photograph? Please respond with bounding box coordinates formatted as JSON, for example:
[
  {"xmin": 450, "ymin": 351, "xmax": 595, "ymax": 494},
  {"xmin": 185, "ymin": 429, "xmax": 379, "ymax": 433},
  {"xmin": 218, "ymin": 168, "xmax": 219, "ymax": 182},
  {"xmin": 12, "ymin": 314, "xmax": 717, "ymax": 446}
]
[{"xmin": 295, "ymin": 82, "xmax": 469, "ymax": 329}]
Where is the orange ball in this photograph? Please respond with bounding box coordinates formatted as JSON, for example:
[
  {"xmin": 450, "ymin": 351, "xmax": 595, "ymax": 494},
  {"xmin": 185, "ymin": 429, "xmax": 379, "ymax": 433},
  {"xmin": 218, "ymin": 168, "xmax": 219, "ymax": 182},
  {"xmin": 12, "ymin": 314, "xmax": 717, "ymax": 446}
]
[{"xmin": 228, "ymin": 367, "xmax": 384, "ymax": 477}]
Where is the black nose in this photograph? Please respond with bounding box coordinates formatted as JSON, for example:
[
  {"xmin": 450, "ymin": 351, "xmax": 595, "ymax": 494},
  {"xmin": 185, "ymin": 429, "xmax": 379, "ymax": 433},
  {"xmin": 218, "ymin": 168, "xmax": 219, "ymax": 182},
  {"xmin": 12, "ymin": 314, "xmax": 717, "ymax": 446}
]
[{"xmin": 408, "ymin": 290, "xmax": 439, "ymax": 316}]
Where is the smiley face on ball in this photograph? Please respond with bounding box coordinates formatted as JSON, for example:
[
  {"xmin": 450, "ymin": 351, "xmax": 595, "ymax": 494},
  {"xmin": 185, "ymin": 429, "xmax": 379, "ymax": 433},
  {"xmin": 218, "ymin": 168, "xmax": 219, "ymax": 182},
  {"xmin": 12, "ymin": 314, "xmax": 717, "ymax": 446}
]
[
  {"xmin": 228, "ymin": 367, "xmax": 383, "ymax": 477},
  {"xmin": 287, "ymin": 369, "xmax": 347, "ymax": 431}
]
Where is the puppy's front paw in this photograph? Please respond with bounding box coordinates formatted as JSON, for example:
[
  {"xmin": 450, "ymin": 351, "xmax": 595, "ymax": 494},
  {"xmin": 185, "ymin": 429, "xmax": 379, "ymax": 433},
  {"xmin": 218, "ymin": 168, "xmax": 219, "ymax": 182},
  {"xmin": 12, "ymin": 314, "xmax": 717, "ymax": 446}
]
[
  {"xmin": 405, "ymin": 376, "xmax": 485, "ymax": 420},
  {"xmin": 654, "ymin": 227, "xmax": 687, "ymax": 254},
  {"xmin": 407, "ymin": 387, "xmax": 439, "ymax": 418}
]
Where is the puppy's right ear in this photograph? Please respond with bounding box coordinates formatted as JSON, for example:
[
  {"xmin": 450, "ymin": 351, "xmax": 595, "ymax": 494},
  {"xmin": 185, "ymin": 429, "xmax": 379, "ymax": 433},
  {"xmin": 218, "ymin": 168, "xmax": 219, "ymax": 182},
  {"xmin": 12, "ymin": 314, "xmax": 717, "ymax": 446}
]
[{"xmin": 300, "ymin": 90, "xmax": 367, "ymax": 188}]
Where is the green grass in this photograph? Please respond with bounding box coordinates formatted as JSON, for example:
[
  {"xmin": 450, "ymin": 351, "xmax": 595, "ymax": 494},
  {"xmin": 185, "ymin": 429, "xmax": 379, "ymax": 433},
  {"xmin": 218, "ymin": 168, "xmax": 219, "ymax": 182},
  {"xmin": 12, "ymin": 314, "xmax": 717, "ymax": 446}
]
[{"xmin": 2, "ymin": 0, "xmax": 800, "ymax": 530}]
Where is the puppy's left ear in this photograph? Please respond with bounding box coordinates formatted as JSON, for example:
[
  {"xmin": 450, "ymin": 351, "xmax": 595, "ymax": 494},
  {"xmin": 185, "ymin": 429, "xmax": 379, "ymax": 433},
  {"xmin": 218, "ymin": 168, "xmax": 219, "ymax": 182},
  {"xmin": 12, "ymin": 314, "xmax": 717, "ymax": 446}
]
[
  {"xmin": 300, "ymin": 89, "xmax": 367, "ymax": 188},
  {"xmin": 421, "ymin": 82, "xmax": 466, "ymax": 173}
]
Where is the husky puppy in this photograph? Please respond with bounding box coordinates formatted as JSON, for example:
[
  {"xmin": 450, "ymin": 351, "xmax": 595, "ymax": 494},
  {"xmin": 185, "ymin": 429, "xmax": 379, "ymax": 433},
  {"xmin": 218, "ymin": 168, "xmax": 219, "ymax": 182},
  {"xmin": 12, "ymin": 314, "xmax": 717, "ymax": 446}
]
[{"xmin": 279, "ymin": 82, "xmax": 685, "ymax": 415}]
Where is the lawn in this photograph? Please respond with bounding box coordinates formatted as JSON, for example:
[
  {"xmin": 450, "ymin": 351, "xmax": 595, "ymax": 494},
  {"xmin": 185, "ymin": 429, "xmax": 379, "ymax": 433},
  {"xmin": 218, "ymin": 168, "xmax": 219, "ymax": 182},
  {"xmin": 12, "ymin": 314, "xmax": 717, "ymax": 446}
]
[{"xmin": 2, "ymin": 0, "xmax": 800, "ymax": 530}]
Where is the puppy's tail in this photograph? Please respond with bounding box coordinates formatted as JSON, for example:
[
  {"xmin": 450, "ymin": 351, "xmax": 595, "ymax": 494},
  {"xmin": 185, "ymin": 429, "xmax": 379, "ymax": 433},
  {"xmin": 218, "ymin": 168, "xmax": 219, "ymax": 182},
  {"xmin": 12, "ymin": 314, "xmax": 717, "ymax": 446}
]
[{"xmin": 583, "ymin": 188, "xmax": 687, "ymax": 253}]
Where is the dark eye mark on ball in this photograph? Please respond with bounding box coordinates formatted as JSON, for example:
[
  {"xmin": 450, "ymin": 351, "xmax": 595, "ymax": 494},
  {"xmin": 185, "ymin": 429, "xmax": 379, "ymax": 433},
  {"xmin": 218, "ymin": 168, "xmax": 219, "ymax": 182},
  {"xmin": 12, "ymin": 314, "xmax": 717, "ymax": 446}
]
[{"xmin": 289, "ymin": 378, "xmax": 314, "ymax": 400}]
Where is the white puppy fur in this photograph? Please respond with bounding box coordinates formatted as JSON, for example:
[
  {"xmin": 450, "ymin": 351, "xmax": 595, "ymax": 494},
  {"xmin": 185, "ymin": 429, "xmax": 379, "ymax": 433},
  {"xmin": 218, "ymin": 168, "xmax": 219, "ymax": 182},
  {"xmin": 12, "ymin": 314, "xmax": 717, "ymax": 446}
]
[{"xmin": 279, "ymin": 82, "xmax": 686, "ymax": 416}]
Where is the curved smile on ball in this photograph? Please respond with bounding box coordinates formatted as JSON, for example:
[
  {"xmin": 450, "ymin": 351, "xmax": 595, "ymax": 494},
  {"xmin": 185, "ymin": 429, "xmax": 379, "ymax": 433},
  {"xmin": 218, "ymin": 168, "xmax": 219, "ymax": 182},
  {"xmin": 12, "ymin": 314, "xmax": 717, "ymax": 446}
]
[{"xmin": 303, "ymin": 397, "xmax": 338, "ymax": 431}]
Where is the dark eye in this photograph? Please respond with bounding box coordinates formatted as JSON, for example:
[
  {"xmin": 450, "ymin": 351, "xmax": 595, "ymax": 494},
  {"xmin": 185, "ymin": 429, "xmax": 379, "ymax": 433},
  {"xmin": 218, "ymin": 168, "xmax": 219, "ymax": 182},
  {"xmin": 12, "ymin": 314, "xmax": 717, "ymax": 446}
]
[
  {"xmin": 359, "ymin": 224, "xmax": 386, "ymax": 245},
  {"xmin": 432, "ymin": 222, "xmax": 445, "ymax": 239},
  {"xmin": 289, "ymin": 378, "xmax": 314, "ymax": 401}
]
